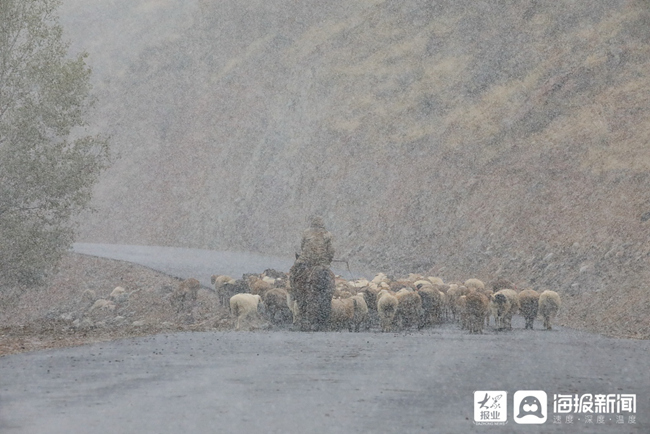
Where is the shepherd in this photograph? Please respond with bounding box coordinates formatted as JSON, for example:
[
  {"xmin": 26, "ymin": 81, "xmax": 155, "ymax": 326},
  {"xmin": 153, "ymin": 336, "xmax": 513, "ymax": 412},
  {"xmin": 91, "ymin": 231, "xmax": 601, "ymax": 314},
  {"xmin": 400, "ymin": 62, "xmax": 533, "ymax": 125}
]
[{"xmin": 289, "ymin": 215, "xmax": 336, "ymax": 331}]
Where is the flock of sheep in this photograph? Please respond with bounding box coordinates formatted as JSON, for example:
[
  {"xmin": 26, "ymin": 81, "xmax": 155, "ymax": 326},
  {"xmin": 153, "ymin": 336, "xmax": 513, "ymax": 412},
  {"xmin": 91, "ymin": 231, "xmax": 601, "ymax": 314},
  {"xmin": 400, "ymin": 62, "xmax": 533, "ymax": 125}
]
[{"xmin": 174, "ymin": 270, "xmax": 561, "ymax": 333}]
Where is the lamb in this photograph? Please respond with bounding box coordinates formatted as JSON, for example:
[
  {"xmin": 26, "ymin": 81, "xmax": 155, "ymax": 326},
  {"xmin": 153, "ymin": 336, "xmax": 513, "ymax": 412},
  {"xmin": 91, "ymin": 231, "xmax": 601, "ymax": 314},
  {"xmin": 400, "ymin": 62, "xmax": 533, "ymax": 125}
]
[
  {"xmin": 263, "ymin": 287, "xmax": 292, "ymax": 325},
  {"xmin": 377, "ymin": 289, "xmax": 399, "ymax": 332},
  {"xmin": 172, "ymin": 278, "xmax": 201, "ymax": 312},
  {"xmin": 517, "ymin": 289, "xmax": 540, "ymax": 329},
  {"xmin": 230, "ymin": 293, "xmax": 264, "ymax": 330},
  {"xmin": 490, "ymin": 288, "xmax": 519, "ymax": 330},
  {"xmin": 395, "ymin": 288, "xmax": 422, "ymax": 330},
  {"xmin": 538, "ymin": 290, "xmax": 561, "ymax": 330},
  {"xmin": 465, "ymin": 291, "xmax": 489, "ymax": 334},
  {"xmin": 330, "ymin": 297, "xmax": 356, "ymax": 331}
]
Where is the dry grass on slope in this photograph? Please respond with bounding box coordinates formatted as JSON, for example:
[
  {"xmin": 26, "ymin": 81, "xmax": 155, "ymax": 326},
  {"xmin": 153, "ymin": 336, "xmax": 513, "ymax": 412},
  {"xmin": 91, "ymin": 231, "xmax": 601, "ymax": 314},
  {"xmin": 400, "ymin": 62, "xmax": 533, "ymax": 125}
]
[{"xmin": 557, "ymin": 286, "xmax": 650, "ymax": 340}]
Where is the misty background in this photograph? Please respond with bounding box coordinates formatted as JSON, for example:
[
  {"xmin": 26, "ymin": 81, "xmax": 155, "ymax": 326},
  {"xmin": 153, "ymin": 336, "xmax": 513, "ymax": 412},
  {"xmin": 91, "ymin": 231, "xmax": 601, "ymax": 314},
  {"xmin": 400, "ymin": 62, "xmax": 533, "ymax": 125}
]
[{"xmin": 58, "ymin": 0, "xmax": 650, "ymax": 291}]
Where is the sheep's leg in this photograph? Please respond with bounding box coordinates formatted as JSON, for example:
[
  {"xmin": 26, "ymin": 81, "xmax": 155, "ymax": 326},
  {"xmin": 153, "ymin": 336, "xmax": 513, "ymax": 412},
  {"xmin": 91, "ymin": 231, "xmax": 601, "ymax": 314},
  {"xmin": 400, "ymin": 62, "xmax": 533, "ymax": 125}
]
[{"xmin": 526, "ymin": 317, "xmax": 534, "ymax": 329}]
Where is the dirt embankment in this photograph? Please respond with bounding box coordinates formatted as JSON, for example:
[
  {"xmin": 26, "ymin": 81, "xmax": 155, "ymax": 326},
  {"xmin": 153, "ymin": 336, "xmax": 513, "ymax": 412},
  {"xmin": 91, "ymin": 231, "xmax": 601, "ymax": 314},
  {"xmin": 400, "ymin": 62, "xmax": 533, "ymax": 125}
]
[
  {"xmin": 557, "ymin": 287, "xmax": 650, "ymax": 340},
  {"xmin": 0, "ymin": 253, "xmax": 234, "ymax": 356}
]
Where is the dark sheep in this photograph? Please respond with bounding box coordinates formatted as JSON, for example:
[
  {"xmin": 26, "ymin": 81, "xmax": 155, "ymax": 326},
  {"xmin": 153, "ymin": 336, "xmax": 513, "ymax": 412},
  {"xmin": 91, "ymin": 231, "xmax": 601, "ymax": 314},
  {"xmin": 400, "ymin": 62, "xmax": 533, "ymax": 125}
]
[{"xmin": 263, "ymin": 287, "xmax": 293, "ymax": 325}]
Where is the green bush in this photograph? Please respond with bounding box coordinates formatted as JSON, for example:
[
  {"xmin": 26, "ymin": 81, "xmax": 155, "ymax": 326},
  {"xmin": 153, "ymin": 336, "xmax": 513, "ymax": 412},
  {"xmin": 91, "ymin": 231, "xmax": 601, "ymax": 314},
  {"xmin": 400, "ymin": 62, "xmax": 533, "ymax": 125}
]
[{"xmin": 0, "ymin": 0, "xmax": 110, "ymax": 285}]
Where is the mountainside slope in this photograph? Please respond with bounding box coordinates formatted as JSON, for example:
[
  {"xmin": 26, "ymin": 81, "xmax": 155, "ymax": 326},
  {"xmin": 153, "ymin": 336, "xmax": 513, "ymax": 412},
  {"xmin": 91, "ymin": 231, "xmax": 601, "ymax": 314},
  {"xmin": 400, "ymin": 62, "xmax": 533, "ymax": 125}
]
[{"xmin": 63, "ymin": 0, "xmax": 650, "ymax": 293}]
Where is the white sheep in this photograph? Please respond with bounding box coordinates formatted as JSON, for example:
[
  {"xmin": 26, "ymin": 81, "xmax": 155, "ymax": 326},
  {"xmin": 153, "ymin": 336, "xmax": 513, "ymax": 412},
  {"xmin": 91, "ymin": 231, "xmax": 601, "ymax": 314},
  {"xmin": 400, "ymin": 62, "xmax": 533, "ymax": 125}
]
[
  {"xmin": 350, "ymin": 293, "xmax": 369, "ymax": 332},
  {"xmin": 261, "ymin": 275, "xmax": 276, "ymax": 286},
  {"xmin": 330, "ymin": 297, "xmax": 356, "ymax": 331},
  {"xmin": 538, "ymin": 290, "xmax": 561, "ymax": 330},
  {"xmin": 464, "ymin": 278, "xmax": 485, "ymax": 291},
  {"xmin": 371, "ymin": 273, "xmax": 390, "ymax": 285},
  {"xmin": 395, "ymin": 288, "xmax": 422, "ymax": 330},
  {"xmin": 109, "ymin": 286, "xmax": 129, "ymax": 304},
  {"xmin": 230, "ymin": 293, "xmax": 264, "ymax": 330},
  {"xmin": 377, "ymin": 289, "xmax": 398, "ymax": 332},
  {"xmin": 407, "ymin": 273, "xmax": 424, "ymax": 282},
  {"xmin": 110, "ymin": 286, "xmax": 125, "ymax": 298},
  {"xmin": 351, "ymin": 278, "xmax": 370, "ymax": 288}
]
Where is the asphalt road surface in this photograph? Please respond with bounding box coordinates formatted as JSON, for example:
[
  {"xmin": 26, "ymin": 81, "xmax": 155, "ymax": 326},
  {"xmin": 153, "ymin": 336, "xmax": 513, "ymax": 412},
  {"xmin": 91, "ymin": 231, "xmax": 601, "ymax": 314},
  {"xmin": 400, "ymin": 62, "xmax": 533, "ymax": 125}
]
[{"xmin": 0, "ymin": 244, "xmax": 647, "ymax": 433}]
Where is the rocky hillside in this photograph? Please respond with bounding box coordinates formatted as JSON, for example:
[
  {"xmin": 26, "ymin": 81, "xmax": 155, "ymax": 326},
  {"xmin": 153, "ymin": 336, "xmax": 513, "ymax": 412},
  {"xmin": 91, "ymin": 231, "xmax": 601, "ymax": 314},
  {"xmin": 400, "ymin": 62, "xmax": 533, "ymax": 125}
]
[{"xmin": 61, "ymin": 0, "xmax": 650, "ymax": 293}]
